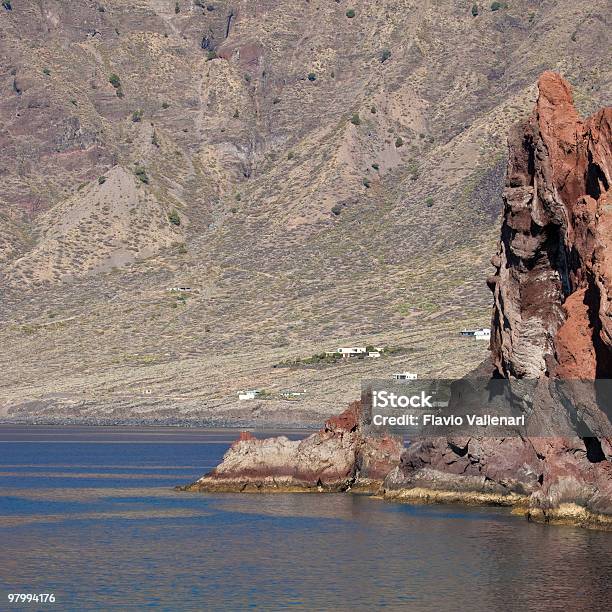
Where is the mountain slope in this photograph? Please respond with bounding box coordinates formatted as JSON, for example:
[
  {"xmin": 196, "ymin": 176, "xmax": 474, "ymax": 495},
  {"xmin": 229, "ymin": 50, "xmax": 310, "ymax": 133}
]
[{"xmin": 0, "ymin": 0, "xmax": 610, "ymax": 423}]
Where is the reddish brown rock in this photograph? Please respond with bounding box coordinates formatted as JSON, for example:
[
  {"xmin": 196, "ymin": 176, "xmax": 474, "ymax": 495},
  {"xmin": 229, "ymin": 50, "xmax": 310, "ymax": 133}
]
[
  {"xmin": 183, "ymin": 402, "xmax": 402, "ymax": 493},
  {"xmin": 489, "ymin": 71, "xmax": 612, "ymax": 379},
  {"xmin": 236, "ymin": 431, "xmax": 256, "ymax": 443},
  {"xmin": 528, "ymin": 437, "xmax": 612, "ymax": 524}
]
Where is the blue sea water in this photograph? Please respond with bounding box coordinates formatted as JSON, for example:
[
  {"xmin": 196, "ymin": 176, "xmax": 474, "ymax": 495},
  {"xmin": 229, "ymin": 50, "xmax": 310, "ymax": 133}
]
[{"xmin": 0, "ymin": 425, "xmax": 610, "ymax": 611}]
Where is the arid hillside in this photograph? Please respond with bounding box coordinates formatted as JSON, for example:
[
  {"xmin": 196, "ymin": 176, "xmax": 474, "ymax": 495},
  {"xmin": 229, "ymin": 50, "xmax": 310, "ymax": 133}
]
[{"xmin": 0, "ymin": 0, "xmax": 610, "ymax": 424}]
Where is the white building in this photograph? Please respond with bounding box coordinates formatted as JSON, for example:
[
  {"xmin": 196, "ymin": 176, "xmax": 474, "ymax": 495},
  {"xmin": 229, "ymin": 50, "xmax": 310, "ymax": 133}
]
[
  {"xmin": 238, "ymin": 389, "xmax": 261, "ymax": 400},
  {"xmin": 392, "ymin": 371, "xmax": 418, "ymax": 381},
  {"xmin": 460, "ymin": 327, "xmax": 491, "ymax": 340},
  {"xmin": 280, "ymin": 390, "xmax": 306, "ymax": 399},
  {"xmin": 333, "ymin": 347, "xmax": 367, "ymax": 356},
  {"xmin": 368, "ymin": 351, "xmax": 381, "ymax": 358}
]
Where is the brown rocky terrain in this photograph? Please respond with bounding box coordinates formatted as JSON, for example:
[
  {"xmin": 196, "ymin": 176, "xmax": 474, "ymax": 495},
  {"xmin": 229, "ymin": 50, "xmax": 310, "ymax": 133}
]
[
  {"xmin": 489, "ymin": 71, "xmax": 612, "ymax": 380},
  {"xmin": 185, "ymin": 73, "xmax": 612, "ymax": 529},
  {"xmin": 1, "ymin": 1, "xmax": 610, "ymax": 423},
  {"xmin": 183, "ymin": 401, "xmax": 402, "ymax": 492}
]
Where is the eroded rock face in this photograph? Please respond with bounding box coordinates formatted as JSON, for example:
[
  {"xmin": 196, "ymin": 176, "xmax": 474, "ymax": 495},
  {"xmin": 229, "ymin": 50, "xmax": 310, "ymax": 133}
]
[
  {"xmin": 383, "ymin": 433, "xmax": 612, "ymax": 527},
  {"xmin": 184, "ymin": 402, "xmax": 402, "ymax": 492},
  {"xmin": 488, "ymin": 71, "xmax": 612, "ymax": 379}
]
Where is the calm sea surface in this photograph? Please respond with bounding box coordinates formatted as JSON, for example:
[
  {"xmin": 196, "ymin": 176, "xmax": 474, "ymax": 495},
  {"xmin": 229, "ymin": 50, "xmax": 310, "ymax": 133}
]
[{"xmin": 0, "ymin": 425, "xmax": 610, "ymax": 611}]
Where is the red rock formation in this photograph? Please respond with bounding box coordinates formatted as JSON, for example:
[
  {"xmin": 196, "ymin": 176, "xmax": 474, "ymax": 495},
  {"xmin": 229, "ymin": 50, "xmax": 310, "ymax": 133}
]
[
  {"xmin": 235, "ymin": 431, "xmax": 256, "ymax": 443},
  {"xmin": 385, "ymin": 73, "xmax": 612, "ymax": 528},
  {"xmin": 488, "ymin": 71, "xmax": 612, "ymax": 379},
  {"xmin": 184, "ymin": 402, "xmax": 402, "ymax": 492}
]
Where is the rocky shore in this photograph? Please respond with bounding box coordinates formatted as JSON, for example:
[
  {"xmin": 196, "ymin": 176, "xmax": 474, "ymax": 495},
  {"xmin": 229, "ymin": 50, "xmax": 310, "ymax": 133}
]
[
  {"xmin": 181, "ymin": 401, "xmax": 403, "ymax": 494},
  {"xmin": 182, "ymin": 72, "xmax": 612, "ymax": 530},
  {"xmin": 181, "ymin": 397, "xmax": 612, "ymax": 530}
]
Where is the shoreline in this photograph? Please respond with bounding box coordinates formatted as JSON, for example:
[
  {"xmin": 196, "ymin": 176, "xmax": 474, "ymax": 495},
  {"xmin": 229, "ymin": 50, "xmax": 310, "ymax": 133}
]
[
  {"xmin": 383, "ymin": 491, "xmax": 612, "ymax": 531},
  {"xmin": 180, "ymin": 481, "xmax": 612, "ymax": 531},
  {"xmin": 0, "ymin": 418, "xmax": 320, "ymax": 430}
]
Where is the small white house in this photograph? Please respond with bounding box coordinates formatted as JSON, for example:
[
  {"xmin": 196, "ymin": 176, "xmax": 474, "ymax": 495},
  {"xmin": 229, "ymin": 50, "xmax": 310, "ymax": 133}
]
[
  {"xmin": 337, "ymin": 347, "xmax": 367, "ymax": 356},
  {"xmin": 460, "ymin": 327, "xmax": 491, "ymax": 340},
  {"xmin": 238, "ymin": 389, "xmax": 261, "ymax": 400},
  {"xmin": 392, "ymin": 371, "xmax": 418, "ymax": 381},
  {"xmin": 474, "ymin": 328, "xmax": 491, "ymax": 340},
  {"xmin": 368, "ymin": 351, "xmax": 381, "ymax": 358}
]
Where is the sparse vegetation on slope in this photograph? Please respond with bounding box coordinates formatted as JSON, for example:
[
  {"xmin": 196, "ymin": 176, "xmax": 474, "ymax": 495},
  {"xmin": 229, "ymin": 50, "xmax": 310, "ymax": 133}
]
[
  {"xmin": 168, "ymin": 209, "xmax": 181, "ymax": 226},
  {"xmin": 0, "ymin": 0, "xmax": 608, "ymax": 423},
  {"xmin": 134, "ymin": 165, "xmax": 149, "ymax": 184}
]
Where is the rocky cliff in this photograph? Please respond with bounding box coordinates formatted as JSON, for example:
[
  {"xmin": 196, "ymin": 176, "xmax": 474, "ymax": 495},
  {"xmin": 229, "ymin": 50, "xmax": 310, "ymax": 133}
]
[
  {"xmin": 488, "ymin": 71, "xmax": 612, "ymax": 380},
  {"xmin": 184, "ymin": 72, "xmax": 612, "ymax": 528}
]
